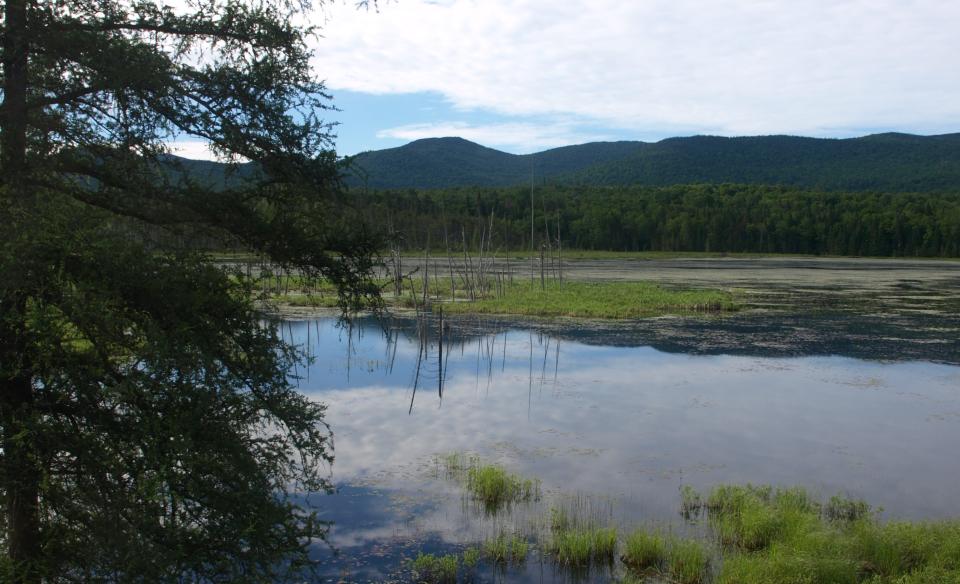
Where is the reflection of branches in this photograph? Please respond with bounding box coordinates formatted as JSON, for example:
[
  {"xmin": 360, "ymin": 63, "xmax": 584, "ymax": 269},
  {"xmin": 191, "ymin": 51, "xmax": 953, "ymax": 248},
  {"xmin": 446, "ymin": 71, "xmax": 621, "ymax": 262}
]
[{"xmin": 407, "ymin": 332, "xmax": 423, "ymax": 415}]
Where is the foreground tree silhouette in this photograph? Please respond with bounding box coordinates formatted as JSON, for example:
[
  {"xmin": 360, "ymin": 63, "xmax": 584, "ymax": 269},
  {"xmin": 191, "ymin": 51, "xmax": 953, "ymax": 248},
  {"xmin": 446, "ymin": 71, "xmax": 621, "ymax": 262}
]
[{"xmin": 0, "ymin": 1, "xmax": 379, "ymax": 581}]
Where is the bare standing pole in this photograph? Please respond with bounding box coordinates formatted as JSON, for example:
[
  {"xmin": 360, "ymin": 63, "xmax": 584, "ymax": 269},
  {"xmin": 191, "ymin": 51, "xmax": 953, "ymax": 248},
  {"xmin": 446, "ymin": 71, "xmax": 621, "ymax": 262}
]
[
  {"xmin": 539, "ymin": 244, "xmax": 546, "ymax": 291},
  {"xmin": 542, "ymin": 194, "xmax": 553, "ymax": 279},
  {"xmin": 442, "ymin": 200, "xmax": 456, "ymax": 301},
  {"xmin": 557, "ymin": 212, "xmax": 563, "ymax": 288},
  {"xmin": 530, "ymin": 163, "xmax": 535, "ymax": 282},
  {"xmin": 438, "ymin": 305, "xmax": 444, "ymax": 398}
]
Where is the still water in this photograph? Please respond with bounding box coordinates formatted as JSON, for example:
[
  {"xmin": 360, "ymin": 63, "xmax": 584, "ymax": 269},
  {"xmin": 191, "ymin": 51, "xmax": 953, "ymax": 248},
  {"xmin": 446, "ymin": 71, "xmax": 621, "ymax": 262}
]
[{"xmin": 286, "ymin": 314, "xmax": 960, "ymax": 582}]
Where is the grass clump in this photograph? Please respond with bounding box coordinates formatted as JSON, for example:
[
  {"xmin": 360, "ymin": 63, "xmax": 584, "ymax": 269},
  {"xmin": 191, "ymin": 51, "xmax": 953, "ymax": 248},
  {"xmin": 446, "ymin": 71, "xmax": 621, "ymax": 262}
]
[
  {"xmin": 462, "ymin": 546, "xmax": 480, "ymax": 569},
  {"xmin": 410, "ymin": 552, "xmax": 458, "ymax": 584},
  {"xmin": 550, "ymin": 527, "xmax": 618, "ymax": 566},
  {"xmin": 667, "ymin": 538, "xmax": 711, "ymax": 584},
  {"xmin": 438, "ymin": 453, "xmax": 540, "ymax": 513},
  {"xmin": 825, "ymin": 494, "xmax": 872, "ymax": 523},
  {"xmin": 681, "ymin": 485, "xmax": 704, "ymax": 519},
  {"xmin": 622, "ymin": 529, "xmax": 709, "ymax": 584},
  {"xmin": 622, "ymin": 529, "xmax": 667, "ymax": 571},
  {"xmin": 545, "ymin": 496, "xmax": 618, "ymax": 568},
  {"xmin": 443, "ymin": 280, "xmax": 738, "ymax": 319},
  {"xmin": 706, "ymin": 484, "xmax": 816, "ymax": 551},
  {"xmin": 466, "ymin": 464, "xmax": 539, "ymax": 510},
  {"xmin": 482, "ymin": 533, "xmax": 529, "ymax": 564}
]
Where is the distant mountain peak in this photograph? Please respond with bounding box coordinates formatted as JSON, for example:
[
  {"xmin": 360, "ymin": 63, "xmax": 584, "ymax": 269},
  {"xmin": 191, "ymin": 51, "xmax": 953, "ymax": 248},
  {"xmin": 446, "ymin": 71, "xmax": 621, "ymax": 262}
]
[{"xmin": 336, "ymin": 132, "xmax": 960, "ymax": 191}]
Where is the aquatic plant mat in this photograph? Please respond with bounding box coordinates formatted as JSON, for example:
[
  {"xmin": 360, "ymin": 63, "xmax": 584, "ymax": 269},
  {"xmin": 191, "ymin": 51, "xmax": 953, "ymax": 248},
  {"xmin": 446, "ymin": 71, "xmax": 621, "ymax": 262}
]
[
  {"xmin": 252, "ymin": 268, "xmax": 738, "ymax": 318},
  {"xmin": 403, "ymin": 455, "xmax": 960, "ymax": 583},
  {"xmin": 442, "ymin": 281, "xmax": 737, "ymax": 318}
]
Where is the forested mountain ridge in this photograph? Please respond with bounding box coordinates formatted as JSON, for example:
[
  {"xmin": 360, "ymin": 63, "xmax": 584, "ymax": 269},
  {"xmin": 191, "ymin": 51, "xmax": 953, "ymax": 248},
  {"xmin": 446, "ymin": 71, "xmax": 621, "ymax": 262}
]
[
  {"xmin": 567, "ymin": 133, "xmax": 960, "ymax": 192},
  {"xmin": 341, "ymin": 137, "xmax": 643, "ymax": 189},
  {"xmin": 339, "ymin": 133, "xmax": 960, "ymax": 192}
]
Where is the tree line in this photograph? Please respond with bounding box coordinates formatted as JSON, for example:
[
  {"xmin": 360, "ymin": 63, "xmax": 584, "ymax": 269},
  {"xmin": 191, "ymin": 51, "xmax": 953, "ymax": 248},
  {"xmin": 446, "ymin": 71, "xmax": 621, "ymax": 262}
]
[{"xmin": 354, "ymin": 183, "xmax": 960, "ymax": 257}]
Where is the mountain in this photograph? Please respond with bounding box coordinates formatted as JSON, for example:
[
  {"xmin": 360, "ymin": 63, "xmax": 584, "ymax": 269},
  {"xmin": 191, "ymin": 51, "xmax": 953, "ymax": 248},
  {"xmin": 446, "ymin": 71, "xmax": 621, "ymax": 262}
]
[
  {"xmin": 342, "ymin": 133, "xmax": 960, "ymax": 192},
  {"xmin": 342, "ymin": 137, "xmax": 642, "ymax": 189},
  {"xmin": 568, "ymin": 133, "xmax": 960, "ymax": 192}
]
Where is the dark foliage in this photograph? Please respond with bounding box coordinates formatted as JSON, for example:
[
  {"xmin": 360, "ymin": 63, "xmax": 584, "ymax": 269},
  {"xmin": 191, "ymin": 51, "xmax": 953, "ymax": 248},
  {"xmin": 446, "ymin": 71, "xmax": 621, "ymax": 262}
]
[
  {"xmin": 357, "ymin": 183, "xmax": 960, "ymax": 257},
  {"xmin": 1, "ymin": 1, "xmax": 379, "ymax": 582}
]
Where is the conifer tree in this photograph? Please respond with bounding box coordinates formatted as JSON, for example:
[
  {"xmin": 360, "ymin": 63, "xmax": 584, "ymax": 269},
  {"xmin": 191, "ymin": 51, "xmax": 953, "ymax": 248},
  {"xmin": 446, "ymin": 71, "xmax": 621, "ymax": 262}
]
[{"xmin": 1, "ymin": 1, "xmax": 378, "ymax": 581}]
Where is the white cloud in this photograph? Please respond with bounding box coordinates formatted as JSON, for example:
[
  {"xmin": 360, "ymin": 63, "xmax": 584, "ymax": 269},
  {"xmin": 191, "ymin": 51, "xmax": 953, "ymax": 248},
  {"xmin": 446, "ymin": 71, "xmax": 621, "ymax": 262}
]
[
  {"xmin": 313, "ymin": 0, "xmax": 960, "ymax": 137},
  {"xmin": 376, "ymin": 120, "xmax": 614, "ymax": 151},
  {"xmin": 166, "ymin": 140, "xmax": 219, "ymax": 161},
  {"xmin": 166, "ymin": 139, "xmax": 249, "ymax": 162}
]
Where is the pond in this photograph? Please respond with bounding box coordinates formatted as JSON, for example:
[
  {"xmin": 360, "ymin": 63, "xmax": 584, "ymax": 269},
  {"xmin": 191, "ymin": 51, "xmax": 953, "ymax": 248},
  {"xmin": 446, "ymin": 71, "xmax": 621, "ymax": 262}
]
[{"xmin": 285, "ymin": 305, "xmax": 960, "ymax": 583}]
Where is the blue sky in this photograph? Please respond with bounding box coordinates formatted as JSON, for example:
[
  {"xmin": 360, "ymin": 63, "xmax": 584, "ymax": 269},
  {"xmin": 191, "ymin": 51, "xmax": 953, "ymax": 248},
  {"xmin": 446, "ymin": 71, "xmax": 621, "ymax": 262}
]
[
  {"xmin": 325, "ymin": 89, "xmax": 650, "ymax": 155},
  {"xmin": 170, "ymin": 0, "xmax": 960, "ymax": 160}
]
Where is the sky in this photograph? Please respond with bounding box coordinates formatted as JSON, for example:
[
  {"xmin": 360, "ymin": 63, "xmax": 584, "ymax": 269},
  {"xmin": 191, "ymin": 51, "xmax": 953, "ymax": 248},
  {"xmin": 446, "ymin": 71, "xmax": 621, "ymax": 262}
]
[{"xmin": 172, "ymin": 0, "xmax": 960, "ymax": 159}]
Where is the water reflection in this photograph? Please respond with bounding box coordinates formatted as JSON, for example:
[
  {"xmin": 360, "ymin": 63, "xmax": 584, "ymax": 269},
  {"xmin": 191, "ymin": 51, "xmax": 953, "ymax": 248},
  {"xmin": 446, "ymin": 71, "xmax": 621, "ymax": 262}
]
[{"xmin": 289, "ymin": 314, "xmax": 960, "ymax": 581}]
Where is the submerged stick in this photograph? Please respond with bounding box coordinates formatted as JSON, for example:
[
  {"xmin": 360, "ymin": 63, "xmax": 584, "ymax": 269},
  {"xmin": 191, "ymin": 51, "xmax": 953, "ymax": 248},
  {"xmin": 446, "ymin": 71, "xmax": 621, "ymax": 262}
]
[{"xmin": 438, "ymin": 305, "xmax": 444, "ymax": 398}]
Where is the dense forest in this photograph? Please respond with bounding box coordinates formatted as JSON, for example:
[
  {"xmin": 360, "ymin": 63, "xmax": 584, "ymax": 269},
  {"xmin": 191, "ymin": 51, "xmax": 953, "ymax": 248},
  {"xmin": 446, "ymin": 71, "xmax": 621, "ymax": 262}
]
[{"xmin": 354, "ymin": 184, "xmax": 960, "ymax": 257}]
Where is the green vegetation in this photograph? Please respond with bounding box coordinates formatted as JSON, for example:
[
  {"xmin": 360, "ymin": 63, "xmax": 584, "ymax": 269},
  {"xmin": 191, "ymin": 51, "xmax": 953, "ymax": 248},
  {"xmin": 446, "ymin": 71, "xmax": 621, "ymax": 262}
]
[
  {"xmin": 681, "ymin": 484, "xmax": 705, "ymax": 518},
  {"xmin": 445, "ymin": 280, "xmax": 737, "ymax": 318},
  {"xmin": 263, "ymin": 272, "xmax": 737, "ymax": 319},
  {"xmin": 622, "ymin": 529, "xmax": 667, "ymax": 570},
  {"xmin": 462, "ymin": 546, "xmax": 481, "ymax": 569},
  {"xmin": 667, "ymin": 539, "xmax": 711, "ymax": 584},
  {"xmin": 545, "ymin": 498, "xmax": 618, "ymax": 567},
  {"xmin": 410, "ymin": 552, "xmax": 459, "ymax": 584},
  {"xmin": 621, "ymin": 530, "xmax": 710, "ymax": 584},
  {"xmin": 482, "ymin": 533, "xmax": 529, "ymax": 564},
  {"xmin": 0, "ymin": 0, "xmax": 380, "ymax": 581},
  {"xmin": 703, "ymin": 485, "xmax": 960, "ymax": 584},
  {"xmin": 434, "ymin": 462, "xmax": 960, "ymax": 584},
  {"xmin": 443, "ymin": 280, "xmax": 737, "ymax": 318},
  {"xmin": 550, "ymin": 527, "xmax": 618, "ymax": 567},
  {"xmin": 438, "ymin": 453, "xmax": 540, "ymax": 513},
  {"xmin": 356, "ymin": 183, "xmax": 960, "ymax": 257},
  {"xmin": 466, "ymin": 464, "xmax": 540, "ymax": 510},
  {"xmin": 825, "ymin": 494, "xmax": 873, "ymax": 523}
]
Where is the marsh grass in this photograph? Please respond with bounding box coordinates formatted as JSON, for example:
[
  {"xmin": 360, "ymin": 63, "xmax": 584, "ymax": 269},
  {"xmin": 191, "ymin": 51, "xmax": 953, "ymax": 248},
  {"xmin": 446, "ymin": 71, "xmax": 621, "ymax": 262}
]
[
  {"xmin": 467, "ymin": 465, "xmax": 539, "ymax": 510},
  {"xmin": 550, "ymin": 527, "xmax": 618, "ymax": 567},
  {"xmin": 410, "ymin": 552, "xmax": 458, "ymax": 584},
  {"xmin": 438, "ymin": 453, "xmax": 540, "ymax": 513},
  {"xmin": 462, "ymin": 546, "xmax": 481, "ymax": 569},
  {"xmin": 681, "ymin": 485, "xmax": 705, "ymax": 519},
  {"xmin": 443, "ymin": 280, "xmax": 738, "ymax": 319},
  {"xmin": 544, "ymin": 495, "xmax": 618, "ymax": 568},
  {"xmin": 262, "ymin": 266, "xmax": 738, "ymax": 319},
  {"xmin": 621, "ymin": 529, "xmax": 709, "ymax": 584},
  {"xmin": 825, "ymin": 494, "xmax": 872, "ymax": 523},
  {"xmin": 482, "ymin": 533, "xmax": 529, "ymax": 564},
  {"xmin": 622, "ymin": 529, "xmax": 667, "ymax": 571},
  {"xmin": 429, "ymin": 470, "xmax": 960, "ymax": 584},
  {"xmin": 694, "ymin": 484, "xmax": 960, "ymax": 584},
  {"xmin": 705, "ymin": 485, "xmax": 818, "ymax": 551},
  {"xmin": 667, "ymin": 538, "xmax": 711, "ymax": 584}
]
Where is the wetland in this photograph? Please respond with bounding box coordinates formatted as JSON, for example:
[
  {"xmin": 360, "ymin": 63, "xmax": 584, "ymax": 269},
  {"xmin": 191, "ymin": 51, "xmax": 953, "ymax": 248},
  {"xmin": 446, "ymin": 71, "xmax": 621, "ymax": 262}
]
[{"xmin": 285, "ymin": 257, "xmax": 960, "ymax": 582}]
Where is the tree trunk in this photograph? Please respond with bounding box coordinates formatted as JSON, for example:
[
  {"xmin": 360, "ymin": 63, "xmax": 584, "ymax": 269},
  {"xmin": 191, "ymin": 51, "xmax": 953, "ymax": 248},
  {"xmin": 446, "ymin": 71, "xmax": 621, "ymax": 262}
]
[
  {"xmin": 2, "ymin": 0, "xmax": 29, "ymax": 178},
  {"xmin": 3, "ymin": 2, "xmax": 40, "ymax": 579},
  {"xmin": 2, "ymin": 373, "xmax": 42, "ymax": 584}
]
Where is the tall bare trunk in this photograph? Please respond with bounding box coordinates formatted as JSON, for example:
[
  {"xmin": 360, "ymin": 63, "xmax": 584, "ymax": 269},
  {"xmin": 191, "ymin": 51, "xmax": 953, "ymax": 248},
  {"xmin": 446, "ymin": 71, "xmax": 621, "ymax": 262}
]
[
  {"xmin": 2, "ymin": 373, "xmax": 41, "ymax": 584},
  {"xmin": 1, "ymin": 298, "xmax": 42, "ymax": 584},
  {"xmin": 2, "ymin": 0, "xmax": 28, "ymax": 178},
  {"xmin": 2, "ymin": 3, "xmax": 42, "ymax": 582}
]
